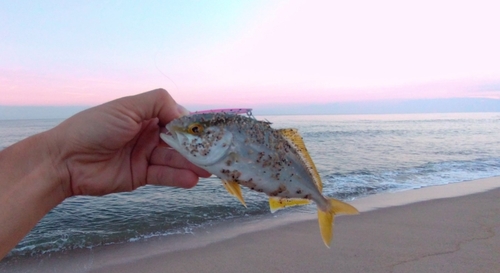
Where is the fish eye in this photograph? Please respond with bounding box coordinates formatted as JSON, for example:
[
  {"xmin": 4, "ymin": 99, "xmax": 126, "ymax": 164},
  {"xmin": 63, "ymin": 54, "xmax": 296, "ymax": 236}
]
[{"xmin": 187, "ymin": 123, "xmax": 204, "ymax": 135}]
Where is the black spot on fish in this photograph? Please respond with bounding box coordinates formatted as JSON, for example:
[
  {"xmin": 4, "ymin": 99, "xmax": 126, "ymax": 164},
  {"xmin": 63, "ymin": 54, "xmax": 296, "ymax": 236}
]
[
  {"xmin": 270, "ymin": 184, "xmax": 287, "ymax": 196},
  {"xmin": 231, "ymin": 170, "xmax": 241, "ymax": 180}
]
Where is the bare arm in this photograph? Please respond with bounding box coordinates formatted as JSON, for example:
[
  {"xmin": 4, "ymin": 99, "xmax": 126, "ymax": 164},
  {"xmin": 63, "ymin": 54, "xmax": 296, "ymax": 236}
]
[{"xmin": 0, "ymin": 89, "xmax": 210, "ymax": 258}]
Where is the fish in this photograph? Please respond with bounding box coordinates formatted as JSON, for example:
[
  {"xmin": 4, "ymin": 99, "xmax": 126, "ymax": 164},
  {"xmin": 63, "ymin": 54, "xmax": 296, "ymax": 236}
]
[{"xmin": 160, "ymin": 112, "xmax": 358, "ymax": 247}]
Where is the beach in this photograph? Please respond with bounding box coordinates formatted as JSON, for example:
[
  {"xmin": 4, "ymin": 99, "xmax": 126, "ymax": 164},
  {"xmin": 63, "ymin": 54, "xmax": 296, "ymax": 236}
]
[{"xmin": 2, "ymin": 176, "xmax": 499, "ymax": 273}]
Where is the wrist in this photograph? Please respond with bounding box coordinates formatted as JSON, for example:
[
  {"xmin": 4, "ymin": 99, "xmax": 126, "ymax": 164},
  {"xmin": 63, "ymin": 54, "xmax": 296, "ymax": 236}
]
[
  {"xmin": 0, "ymin": 131, "xmax": 69, "ymax": 258},
  {"xmin": 39, "ymin": 128, "xmax": 73, "ymax": 200}
]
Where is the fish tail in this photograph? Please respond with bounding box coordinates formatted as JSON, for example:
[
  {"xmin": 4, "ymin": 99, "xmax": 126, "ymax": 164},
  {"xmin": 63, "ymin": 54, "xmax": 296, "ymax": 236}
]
[{"xmin": 317, "ymin": 198, "xmax": 359, "ymax": 248}]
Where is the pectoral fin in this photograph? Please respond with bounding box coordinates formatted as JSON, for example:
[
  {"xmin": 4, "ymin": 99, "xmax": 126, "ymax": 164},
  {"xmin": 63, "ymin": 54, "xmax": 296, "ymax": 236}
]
[
  {"xmin": 222, "ymin": 180, "xmax": 247, "ymax": 208},
  {"xmin": 269, "ymin": 197, "xmax": 311, "ymax": 213}
]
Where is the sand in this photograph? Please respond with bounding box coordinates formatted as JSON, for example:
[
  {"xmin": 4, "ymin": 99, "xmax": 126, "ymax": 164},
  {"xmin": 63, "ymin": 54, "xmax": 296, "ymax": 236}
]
[{"xmin": 1, "ymin": 177, "xmax": 499, "ymax": 273}]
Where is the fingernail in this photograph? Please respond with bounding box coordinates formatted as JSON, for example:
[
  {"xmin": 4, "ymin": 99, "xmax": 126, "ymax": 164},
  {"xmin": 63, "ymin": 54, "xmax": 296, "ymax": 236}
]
[{"xmin": 177, "ymin": 104, "xmax": 191, "ymax": 116}]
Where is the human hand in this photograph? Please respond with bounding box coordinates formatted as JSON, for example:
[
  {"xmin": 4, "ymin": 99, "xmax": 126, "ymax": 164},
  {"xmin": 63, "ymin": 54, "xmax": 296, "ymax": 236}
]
[
  {"xmin": 0, "ymin": 88, "xmax": 212, "ymax": 259},
  {"xmin": 46, "ymin": 89, "xmax": 211, "ymax": 197}
]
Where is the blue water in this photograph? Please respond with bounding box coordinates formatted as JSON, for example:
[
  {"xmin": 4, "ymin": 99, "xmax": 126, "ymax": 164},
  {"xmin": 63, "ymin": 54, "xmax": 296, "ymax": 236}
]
[{"xmin": 1, "ymin": 113, "xmax": 500, "ymax": 257}]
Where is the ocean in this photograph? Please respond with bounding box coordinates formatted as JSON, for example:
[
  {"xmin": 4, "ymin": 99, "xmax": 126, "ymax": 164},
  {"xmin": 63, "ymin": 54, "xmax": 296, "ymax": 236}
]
[{"xmin": 1, "ymin": 113, "xmax": 500, "ymax": 258}]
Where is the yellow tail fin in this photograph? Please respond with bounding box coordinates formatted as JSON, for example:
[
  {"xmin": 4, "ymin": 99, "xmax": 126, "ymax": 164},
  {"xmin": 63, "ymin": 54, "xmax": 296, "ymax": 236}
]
[
  {"xmin": 222, "ymin": 180, "xmax": 247, "ymax": 208},
  {"xmin": 317, "ymin": 198, "xmax": 359, "ymax": 247},
  {"xmin": 269, "ymin": 197, "xmax": 311, "ymax": 213}
]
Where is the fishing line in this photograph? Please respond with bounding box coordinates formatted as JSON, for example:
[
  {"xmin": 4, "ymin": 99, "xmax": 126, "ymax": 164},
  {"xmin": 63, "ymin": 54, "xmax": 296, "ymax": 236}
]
[{"xmin": 153, "ymin": 45, "xmax": 179, "ymax": 93}]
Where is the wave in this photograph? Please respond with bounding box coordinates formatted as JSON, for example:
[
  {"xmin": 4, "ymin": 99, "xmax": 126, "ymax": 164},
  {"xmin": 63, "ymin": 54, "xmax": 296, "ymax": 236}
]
[
  {"xmin": 8, "ymin": 196, "xmax": 270, "ymax": 257},
  {"xmin": 11, "ymin": 157, "xmax": 499, "ymax": 258},
  {"xmin": 322, "ymin": 158, "xmax": 500, "ymax": 199}
]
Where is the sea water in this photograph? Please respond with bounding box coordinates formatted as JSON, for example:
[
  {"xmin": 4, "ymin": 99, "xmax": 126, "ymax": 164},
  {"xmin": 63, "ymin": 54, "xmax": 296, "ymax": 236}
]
[{"xmin": 1, "ymin": 113, "xmax": 499, "ymax": 257}]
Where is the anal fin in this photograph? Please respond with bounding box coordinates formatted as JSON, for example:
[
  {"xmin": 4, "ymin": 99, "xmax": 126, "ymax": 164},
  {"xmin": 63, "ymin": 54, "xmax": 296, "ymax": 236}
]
[
  {"xmin": 269, "ymin": 197, "xmax": 311, "ymax": 213},
  {"xmin": 222, "ymin": 180, "xmax": 247, "ymax": 208}
]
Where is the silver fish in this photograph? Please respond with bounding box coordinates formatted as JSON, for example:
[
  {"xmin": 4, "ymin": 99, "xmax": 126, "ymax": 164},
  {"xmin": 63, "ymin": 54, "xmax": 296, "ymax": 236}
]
[{"xmin": 160, "ymin": 113, "xmax": 358, "ymax": 247}]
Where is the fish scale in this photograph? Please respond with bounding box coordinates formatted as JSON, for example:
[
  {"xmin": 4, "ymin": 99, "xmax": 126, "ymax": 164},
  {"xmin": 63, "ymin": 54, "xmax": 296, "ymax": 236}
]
[{"xmin": 161, "ymin": 112, "xmax": 358, "ymax": 247}]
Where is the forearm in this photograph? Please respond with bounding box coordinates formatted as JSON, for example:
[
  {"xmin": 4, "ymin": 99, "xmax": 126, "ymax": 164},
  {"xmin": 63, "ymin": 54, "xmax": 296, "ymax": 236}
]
[{"xmin": 0, "ymin": 131, "xmax": 68, "ymax": 259}]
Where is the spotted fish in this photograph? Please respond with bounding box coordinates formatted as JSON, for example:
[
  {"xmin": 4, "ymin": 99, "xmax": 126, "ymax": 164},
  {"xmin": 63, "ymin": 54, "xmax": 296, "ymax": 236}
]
[{"xmin": 160, "ymin": 113, "xmax": 358, "ymax": 247}]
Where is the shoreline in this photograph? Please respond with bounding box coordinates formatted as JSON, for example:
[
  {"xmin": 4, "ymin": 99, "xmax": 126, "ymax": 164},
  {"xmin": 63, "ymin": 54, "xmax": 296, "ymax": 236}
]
[{"xmin": 1, "ymin": 176, "xmax": 499, "ymax": 272}]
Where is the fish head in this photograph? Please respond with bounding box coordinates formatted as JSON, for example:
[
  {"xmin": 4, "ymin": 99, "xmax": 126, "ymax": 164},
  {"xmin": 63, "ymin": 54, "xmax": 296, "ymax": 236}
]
[{"xmin": 160, "ymin": 114, "xmax": 233, "ymax": 166}]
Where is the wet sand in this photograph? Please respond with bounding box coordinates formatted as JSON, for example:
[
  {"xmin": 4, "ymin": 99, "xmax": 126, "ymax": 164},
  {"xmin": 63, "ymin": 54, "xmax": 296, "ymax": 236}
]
[{"xmin": 2, "ymin": 177, "xmax": 499, "ymax": 273}]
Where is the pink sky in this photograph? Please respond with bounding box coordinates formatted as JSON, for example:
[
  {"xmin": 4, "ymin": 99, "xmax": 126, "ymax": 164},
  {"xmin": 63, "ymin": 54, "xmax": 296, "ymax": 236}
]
[{"xmin": 1, "ymin": 0, "xmax": 499, "ymax": 107}]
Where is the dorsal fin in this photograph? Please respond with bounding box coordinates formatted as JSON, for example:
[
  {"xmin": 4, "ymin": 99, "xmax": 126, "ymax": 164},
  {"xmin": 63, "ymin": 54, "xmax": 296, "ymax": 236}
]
[{"xmin": 278, "ymin": 128, "xmax": 323, "ymax": 192}]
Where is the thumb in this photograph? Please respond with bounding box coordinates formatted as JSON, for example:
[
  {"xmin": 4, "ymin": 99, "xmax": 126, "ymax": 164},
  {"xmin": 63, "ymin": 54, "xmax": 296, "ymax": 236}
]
[{"xmin": 114, "ymin": 89, "xmax": 190, "ymax": 125}]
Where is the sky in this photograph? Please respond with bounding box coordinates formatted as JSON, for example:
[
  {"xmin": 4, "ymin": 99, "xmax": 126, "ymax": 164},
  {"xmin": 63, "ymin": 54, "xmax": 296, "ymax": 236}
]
[{"xmin": 1, "ymin": 0, "xmax": 500, "ymax": 115}]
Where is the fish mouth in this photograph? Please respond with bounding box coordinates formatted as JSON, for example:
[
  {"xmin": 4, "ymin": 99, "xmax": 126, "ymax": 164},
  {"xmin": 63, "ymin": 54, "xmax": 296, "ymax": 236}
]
[
  {"xmin": 162, "ymin": 128, "xmax": 175, "ymax": 138},
  {"xmin": 162, "ymin": 125, "xmax": 184, "ymax": 137},
  {"xmin": 160, "ymin": 125, "xmax": 183, "ymax": 147},
  {"xmin": 160, "ymin": 127, "xmax": 172, "ymax": 137}
]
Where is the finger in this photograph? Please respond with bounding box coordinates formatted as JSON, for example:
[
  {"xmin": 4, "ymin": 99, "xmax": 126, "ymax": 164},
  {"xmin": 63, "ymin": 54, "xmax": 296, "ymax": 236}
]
[
  {"xmin": 130, "ymin": 119, "xmax": 162, "ymax": 188},
  {"xmin": 150, "ymin": 146, "xmax": 211, "ymax": 178},
  {"xmin": 115, "ymin": 89, "xmax": 190, "ymax": 125},
  {"xmin": 147, "ymin": 165, "xmax": 200, "ymax": 188}
]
